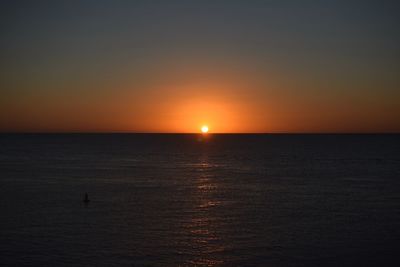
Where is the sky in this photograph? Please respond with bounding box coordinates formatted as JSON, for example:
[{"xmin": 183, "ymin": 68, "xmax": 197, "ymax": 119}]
[{"xmin": 0, "ymin": 0, "xmax": 399, "ymax": 133}]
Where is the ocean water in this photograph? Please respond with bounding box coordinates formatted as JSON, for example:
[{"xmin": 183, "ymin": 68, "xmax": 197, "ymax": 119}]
[{"xmin": 1, "ymin": 134, "xmax": 399, "ymax": 266}]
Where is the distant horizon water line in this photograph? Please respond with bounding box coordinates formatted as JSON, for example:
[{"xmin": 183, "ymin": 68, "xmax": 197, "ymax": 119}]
[{"xmin": 0, "ymin": 131, "xmax": 399, "ymax": 135}]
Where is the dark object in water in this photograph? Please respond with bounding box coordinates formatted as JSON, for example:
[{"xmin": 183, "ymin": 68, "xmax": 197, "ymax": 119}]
[{"xmin": 83, "ymin": 192, "xmax": 90, "ymax": 203}]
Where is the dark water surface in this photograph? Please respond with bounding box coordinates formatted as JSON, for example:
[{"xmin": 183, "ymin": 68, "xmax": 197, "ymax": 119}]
[{"xmin": 1, "ymin": 134, "xmax": 399, "ymax": 266}]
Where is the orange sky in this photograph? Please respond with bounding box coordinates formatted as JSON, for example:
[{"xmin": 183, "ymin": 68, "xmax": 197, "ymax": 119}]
[
  {"xmin": 1, "ymin": 1, "xmax": 399, "ymax": 133},
  {"xmin": 1, "ymin": 61, "xmax": 399, "ymax": 133}
]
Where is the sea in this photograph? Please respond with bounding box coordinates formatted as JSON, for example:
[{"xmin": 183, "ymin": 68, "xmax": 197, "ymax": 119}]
[{"xmin": 1, "ymin": 134, "xmax": 399, "ymax": 266}]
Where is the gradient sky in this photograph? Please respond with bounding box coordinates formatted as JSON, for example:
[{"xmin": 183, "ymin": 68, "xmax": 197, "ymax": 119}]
[{"xmin": 1, "ymin": 0, "xmax": 399, "ymax": 133}]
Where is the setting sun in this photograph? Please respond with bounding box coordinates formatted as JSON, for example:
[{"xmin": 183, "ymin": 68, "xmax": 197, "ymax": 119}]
[{"xmin": 201, "ymin": 125, "xmax": 209, "ymax": 133}]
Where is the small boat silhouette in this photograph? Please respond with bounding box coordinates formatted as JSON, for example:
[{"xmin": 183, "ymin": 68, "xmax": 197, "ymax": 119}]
[{"xmin": 83, "ymin": 192, "xmax": 90, "ymax": 203}]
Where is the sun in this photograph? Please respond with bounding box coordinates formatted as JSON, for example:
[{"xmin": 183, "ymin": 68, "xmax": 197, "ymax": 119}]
[{"xmin": 201, "ymin": 125, "xmax": 209, "ymax": 133}]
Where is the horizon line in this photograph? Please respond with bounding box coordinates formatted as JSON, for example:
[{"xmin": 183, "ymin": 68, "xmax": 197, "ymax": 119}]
[{"xmin": 0, "ymin": 132, "xmax": 399, "ymax": 135}]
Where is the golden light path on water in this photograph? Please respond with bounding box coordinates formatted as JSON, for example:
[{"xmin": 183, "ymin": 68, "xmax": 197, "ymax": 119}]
[{"xmin": 180, "ymin": 150, "xmax": 228, "ymax": 266}]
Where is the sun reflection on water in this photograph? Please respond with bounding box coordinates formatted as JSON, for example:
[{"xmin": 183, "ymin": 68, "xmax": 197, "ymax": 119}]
[{"xmin": 181, "ymin": 153, "xmax": 227, "ymax": 266}]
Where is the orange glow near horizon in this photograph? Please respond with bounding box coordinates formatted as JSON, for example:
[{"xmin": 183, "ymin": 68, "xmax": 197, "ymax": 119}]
[
  {"xmin": 111, "ymin": 78, "xmax": 272, "ymax": 133},
  {"xmin": 1, "ymin": 65, "xmax": 399, "ymax": 133},
  {"xmin": 165, "ymin": 96, "xmax": 264, "ymax": 133}
]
